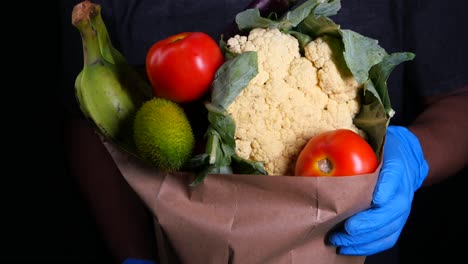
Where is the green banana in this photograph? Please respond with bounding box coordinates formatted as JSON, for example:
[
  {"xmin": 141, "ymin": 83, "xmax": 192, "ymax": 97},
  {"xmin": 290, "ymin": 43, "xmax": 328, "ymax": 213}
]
[
  {"xmin": 89, "ymin": 3, "xmax": 153, "ymax": 101},
  {"xmin": 72, "ymin": 1, "xmax": 150, "ymax": 152}
]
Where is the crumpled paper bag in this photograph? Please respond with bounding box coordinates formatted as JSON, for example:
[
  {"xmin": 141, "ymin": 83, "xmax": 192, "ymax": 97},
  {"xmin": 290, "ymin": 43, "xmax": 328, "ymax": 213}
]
[{"xmin": 103, "ymin": 139, "xmax": 379, "ymax": 264}]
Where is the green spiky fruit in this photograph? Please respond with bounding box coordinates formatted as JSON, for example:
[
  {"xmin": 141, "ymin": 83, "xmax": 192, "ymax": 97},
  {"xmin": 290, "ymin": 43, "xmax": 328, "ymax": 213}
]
[{"xmin": 133, "ymin": 98, "xmax": 195, "ymax": 171}]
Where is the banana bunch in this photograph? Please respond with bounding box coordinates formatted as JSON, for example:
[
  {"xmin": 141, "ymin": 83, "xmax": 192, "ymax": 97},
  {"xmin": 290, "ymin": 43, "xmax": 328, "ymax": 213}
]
[{"xmin": 72, "ymin": 0, "xmax": 152, "ymax": 151}]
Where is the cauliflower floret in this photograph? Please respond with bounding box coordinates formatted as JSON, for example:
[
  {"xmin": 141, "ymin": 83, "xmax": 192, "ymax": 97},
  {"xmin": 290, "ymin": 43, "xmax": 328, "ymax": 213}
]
[
  {"xmin": 227, "ymin": 28, "xmax": 300, "ymax": 80},
  {"xmin": 305, "ymin": 35, "xmax": 361, "ymax": 103},
  {"xmin": 226, "ymin": 28, "xmax": 363, "ymax": 176}
]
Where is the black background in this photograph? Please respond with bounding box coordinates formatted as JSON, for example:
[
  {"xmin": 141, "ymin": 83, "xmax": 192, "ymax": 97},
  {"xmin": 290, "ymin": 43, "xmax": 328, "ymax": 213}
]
[{"xmin": 2, "ymin": 0, "xmax": 113, "ymax": 263}]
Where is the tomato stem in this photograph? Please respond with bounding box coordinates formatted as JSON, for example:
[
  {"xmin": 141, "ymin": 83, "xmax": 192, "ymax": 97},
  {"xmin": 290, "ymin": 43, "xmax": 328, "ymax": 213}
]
[{"xmin": 318, "ymin": 158, "xmax": 333, "ymax": 174}]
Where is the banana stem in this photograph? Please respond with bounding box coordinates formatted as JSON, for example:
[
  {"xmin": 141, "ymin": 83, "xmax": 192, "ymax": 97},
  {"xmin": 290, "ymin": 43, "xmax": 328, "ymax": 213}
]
[
  {"xmin": 85, "ymin": 0, "xmax": 153, "ymax": 100},
  {"xmin": 89, "ymin": 4, "xmax": 123, "ymax": 64},
  {"xmin": 90, "ymin": 5, "xmax": 110, "ymax": 53},
  {"xmin": 72, "ymin": 1, "xmax": 103, "ymax": 66}
]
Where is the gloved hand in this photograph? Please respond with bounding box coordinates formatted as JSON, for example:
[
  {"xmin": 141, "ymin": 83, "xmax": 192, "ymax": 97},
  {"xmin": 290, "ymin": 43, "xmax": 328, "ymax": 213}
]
[
  {"xmin": 328, "ymin": 125, "xmax": 429, "ymax": 255},
  {"xmin": 122, "ymin": 258, "xmax": 157, "ymax": 264}
]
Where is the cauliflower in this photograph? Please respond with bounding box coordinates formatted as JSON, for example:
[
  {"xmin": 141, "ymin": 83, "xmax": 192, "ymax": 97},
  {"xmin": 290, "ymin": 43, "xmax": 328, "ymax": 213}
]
[{"xmin": 225, "ymin": 28, "xmax": 363, "ymax": 176}]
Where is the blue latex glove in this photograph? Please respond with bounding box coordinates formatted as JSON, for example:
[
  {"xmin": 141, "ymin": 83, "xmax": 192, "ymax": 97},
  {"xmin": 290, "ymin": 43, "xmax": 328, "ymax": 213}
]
[
  {"xmin": 122, "ymin": 258, "xmax": 157, "ymax": 264},
  {"xmin": 328, "ymin": 125, "xmax": 429, "ymax": 255}
]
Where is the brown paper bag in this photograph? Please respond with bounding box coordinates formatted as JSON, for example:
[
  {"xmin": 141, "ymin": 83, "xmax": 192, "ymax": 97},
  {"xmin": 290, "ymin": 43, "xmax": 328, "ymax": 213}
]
[{"xmin": 103, "ymin": 139, "xmax": 379, "ymax": 264}]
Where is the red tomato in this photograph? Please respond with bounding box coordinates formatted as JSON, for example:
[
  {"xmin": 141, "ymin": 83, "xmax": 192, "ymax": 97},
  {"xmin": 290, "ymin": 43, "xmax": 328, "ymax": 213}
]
[
  {"xmin": 145, "ymin": 32, "xmax": 224, "ymax": 103},
  {"xmin": 294, "ymin": 129, "xmax": 378, "ymax": 177}
]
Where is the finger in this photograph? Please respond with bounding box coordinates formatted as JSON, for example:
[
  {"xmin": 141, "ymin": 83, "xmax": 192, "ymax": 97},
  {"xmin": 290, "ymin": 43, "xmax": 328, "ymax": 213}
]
[
  {"xmin": 336, "ymin": 230, "xmax": 401, "ymax": 256},
  {"xmin": 373, "ymin": 160, "xmax": 404, "ymax": 206},
  {"xmin": 344, "ymin": 204, "xmax": 408, "ymax": 235},
  {"xmin": 328, "ymin": 213, "xmax": 407, "ymax": 247},
  {"xmin": 344, "ymin": 196, "xmax": 410, "ymax": 235},
  {"xmin": 373, "ymin": 131, "xmax": 407, "ymax": 207}
]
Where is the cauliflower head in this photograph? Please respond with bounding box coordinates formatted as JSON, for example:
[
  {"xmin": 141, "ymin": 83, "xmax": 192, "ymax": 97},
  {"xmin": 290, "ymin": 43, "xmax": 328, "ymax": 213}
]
[{"xmin": 225, "ymin": 28, "xmax": 363, "ymax": 176}]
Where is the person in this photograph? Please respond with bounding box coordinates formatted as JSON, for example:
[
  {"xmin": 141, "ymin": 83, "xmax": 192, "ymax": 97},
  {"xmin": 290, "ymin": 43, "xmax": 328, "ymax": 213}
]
[{"xmin": 58, "ymin": 0, "xmax": 467, "ymax": 263}]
